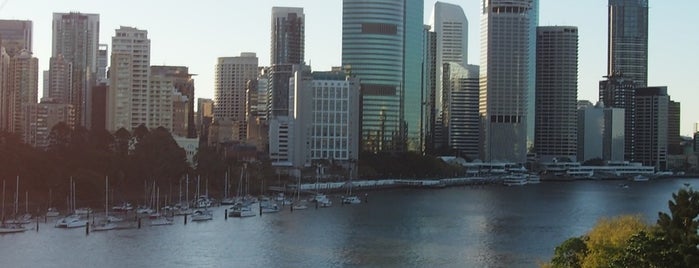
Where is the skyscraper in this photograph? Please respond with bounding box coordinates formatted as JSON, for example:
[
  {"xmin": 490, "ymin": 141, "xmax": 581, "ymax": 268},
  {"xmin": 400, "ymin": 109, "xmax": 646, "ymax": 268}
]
[
  {"xmin": 668, "ymin": 100, "xmax": 681, "ymax": 155},
  {"xmin": 212, "ymin": 53, "xmax": 258, "ymax": 144},
  {"xmin": 634, "ymin": 86, "xmax": 668, "ymax": 169},
  {"xmin": 96, "ymin": 44, "xmax": 108, "ymax": 84},
  {"xmin": 150, "ymin": 66, "xmax": 196, "ymax": 138},
  {"xmin": 479, "ymin": 0, "xmax": 536, "ymax": 163},
  {"xmin": 442, "ymin": 62, "xmax": 480, "ymax": 159},
  {"xmin": 9, "ymin": 50, "xmax": 39, "ymax": 143},
  {"xmin": 608, "ymin": 0, "xmax": 649, "ymax": 87},
  {"xmin": 107, "ymin": 26, "xmax": 150, "ymax": 132},
  {"xmin": 0, "ymin": 20, "xmax": 34, "ymax": 133},
  {"xmin": 577, "ymin": 102, "xmax": 625, "ymax": 163},
  {"xmin": 0, "ymin": 20, "xmax": 33, "ymax": 56},
  {"xmin": 50, "ymin": 12, "xmax": 100, "ymax": 128},
  {"xmin": 599, "ymin": 73, "xmax": 636, "ymax": 161},
  {"xmin": 269, "ymin": 7, "xmax": 304, "ymax": 117},
  {"xmin": 429, "ymin": 2, "xmax": 468, "ymax": 139},
  {"xmin": 342, "ymin": 0, "xmax": 424, "ymax": 153},
  {"xmin": 535, "ymin": 26, "xmax": 579, "ymax": 162},
  {"xmin": 403, "ymin": 0, "xmax": 425, "ymax": 152}
]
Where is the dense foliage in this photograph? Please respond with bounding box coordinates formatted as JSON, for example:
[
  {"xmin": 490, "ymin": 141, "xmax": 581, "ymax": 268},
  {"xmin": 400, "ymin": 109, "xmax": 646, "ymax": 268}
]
[
  {"xmin": 0, "ymin": 125, "xmax": 190, "ymax": 212},
  {"xmin": 1, "ymin": 125, "xmax": 466, "ymax": 214},
  {"xmin": 545, "ymin": 188, "xmax": 699, "ymax": 268}
]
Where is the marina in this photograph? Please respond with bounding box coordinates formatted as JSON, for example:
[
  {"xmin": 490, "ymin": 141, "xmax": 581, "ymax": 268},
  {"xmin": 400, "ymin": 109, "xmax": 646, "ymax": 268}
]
[{"xmin": 1, "ymin": 178, "xmax": 697, "ymax": 267}]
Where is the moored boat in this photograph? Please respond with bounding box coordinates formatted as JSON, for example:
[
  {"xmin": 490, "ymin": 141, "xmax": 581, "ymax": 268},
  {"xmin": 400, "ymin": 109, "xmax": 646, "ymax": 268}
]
[
  {"xmin": 46, "ymin": 207, "xmax": 60, "ymax": 217},
  {"xmin": 342, "ymin": 196, "xmax": 362, "ymax": 205},
  {"xmin": 190, "ymin": 209, "xmax": 213, "ymax": 221},
  {"xmin": 229, "ymin": 203, "xmax": 256, "ymax": 218},
  {"xmin": 0, "ymin": 222, "xmax": 27, "ymax": 234},
  {"xmin": 503, "ymin": 175, "xmax": 528, "ymax": 186},
  {"xmin": 55, "ymin": 215, "xmax": 87, "ymax": 228}
]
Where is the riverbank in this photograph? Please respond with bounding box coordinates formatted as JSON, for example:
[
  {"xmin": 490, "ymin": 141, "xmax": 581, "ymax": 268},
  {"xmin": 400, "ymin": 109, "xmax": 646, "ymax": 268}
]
[{"xmin": 273, "ymin": 176, "xmax": 503, "ymax": 195}]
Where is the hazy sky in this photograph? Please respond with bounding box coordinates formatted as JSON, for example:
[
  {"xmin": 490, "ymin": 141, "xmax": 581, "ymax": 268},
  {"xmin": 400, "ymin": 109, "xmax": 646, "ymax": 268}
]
[{"xmin": 2, "ymin": 0, "xmax": 698, "ymax": 135}]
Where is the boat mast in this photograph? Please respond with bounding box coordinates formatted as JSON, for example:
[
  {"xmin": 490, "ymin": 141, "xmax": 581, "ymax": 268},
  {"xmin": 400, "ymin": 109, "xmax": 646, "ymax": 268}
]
[
  {"xmin": 185, "ymin": 175, "xmax": 189, "ymax": 207},
  {"xmin": 14, "ymin": 175, "xmax": 19, "ymax": 216},
  {"xmin": 70, "ymin": 176, "xmax": 75, "ymax": 212},
  {"xmin": 105, "ymin": 176, "xmax": 109, "ymax": 218},
  {"xmin": 2, "ymin": 180, "xmax": 5, "ymax": 222}
]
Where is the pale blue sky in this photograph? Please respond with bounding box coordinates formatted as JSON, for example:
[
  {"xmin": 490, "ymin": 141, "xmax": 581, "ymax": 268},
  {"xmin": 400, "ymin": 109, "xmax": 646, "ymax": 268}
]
[{"xmin": 2, "ymin": 0, "xmax": 697, "ymax": 135}]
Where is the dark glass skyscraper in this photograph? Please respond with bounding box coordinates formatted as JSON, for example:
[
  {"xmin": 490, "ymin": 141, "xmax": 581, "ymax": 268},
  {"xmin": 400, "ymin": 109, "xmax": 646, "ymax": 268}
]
[
  {"xmin": 535, "ymin": 26, "xmax": 578, "ymax": 162},
  {"xmin": 342, "ymin": 0, "xmax": 424, "ymax": 153},
  {"xmin": 608, "ymin": 0, "xmax": 649, "ymax": 87},
  {"xmin": 270, "ymin": 7, "xmax": 304, "ymax": 117}
]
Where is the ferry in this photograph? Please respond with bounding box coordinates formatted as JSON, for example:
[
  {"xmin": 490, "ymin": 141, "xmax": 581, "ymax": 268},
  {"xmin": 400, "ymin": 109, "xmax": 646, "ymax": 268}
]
[{"xmin": 503, "ymin": 175, "xmax": 528, "ymax": 186}]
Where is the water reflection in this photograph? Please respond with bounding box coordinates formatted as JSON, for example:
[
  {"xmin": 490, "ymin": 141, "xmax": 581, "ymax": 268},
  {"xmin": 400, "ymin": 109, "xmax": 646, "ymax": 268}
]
[{"xmin": 0, "ymin": 179, "xmax": 695, "ymax": 267}]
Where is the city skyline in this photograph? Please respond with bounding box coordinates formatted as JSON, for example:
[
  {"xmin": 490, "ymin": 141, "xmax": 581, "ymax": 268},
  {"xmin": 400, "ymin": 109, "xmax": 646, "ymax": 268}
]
[{"xmin": 2, "ymin": 0, "xmax": 698, "ymax": 135}]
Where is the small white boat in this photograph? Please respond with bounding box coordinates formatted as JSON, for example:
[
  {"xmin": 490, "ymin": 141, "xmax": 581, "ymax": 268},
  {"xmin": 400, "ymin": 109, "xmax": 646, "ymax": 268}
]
[
  {"xmin": 310, "ymin": 194, "xmax": 333, "ymax": 207},
  {"xmin": 136, "ymin": 206, "xmax": 154, "ymax": 214},
  {"xmin": 74, "ymin": 207, "xmax": 92, "ymax": 215},
  {"xmin": 55, "ymin": 215, "xmax": 87, "ymax": 228},
  {"xmin": 503, "ymin": 175, "xmax": 528, "ymax": 186},
  {"xmin": 149, "ymin": 216, "xmax": 173, "ymax": 226},
  {"xmin": 632, "ymin": 175, "xmax": 649, "ymax": 182},
  {"xmin": 46, "ymin": 207, "xmax": 60, "ymax": 217},
  {"xmin": 229, "ymin": 203, "xmax": 256, "ymax": 218},
  {"xmin": 342, "ymin": 196, "xmax": 362, "ymax": 205},
  {"xmin": 190, "ymin": 209, "xmax": 213, "ymax": 221},
  {"xmin": 261, "ymin": 202, "xmax": 280, "ymax": 213},
  {"xmin": 0, "ymin": 222, "xmax": 27, "ymax": 234},
  {"xmin": 112, "ymin": 202, "xmax": 133, "ymax": 212},
  {"xmin": 292, "ymin": 200, "xmax": 309, "ymax": 210},
  {"xmin": 220, "ymin": 197, "xmax": 236, "ymax": 206},
  {"xmin": 91, "ymin": 221, "xmax": 117, "ymax": 232}
]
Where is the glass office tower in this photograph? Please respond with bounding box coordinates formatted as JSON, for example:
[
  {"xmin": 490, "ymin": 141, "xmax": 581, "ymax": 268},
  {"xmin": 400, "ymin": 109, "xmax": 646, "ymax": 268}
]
[{"xmin": 342, "ymin": 0, "xmax": 424, "ymax": 153}]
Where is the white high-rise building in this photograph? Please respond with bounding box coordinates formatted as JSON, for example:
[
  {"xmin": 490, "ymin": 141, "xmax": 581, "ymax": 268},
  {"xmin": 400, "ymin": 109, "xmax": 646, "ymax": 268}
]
[
  {"xmin": 148, "ymin": 68, "xmax": 175, "ymax": 132},
  {"xmin": 212, "ymin": 53, "xmax": 258, "ymax": 144},
  {"xmin": 479, "ymin": 0, "xmax": 536, "ymax": 163},
  {"xmin": 271, "ymin": 66, "xmax": 360, "ymax": 169},
  {"xmin": 107, "ymin": 26, "xmax": 150, "ymax": 132},
  {"xmin": 429, "ymin": 2, "xmax": 468, "ymax": 124}
]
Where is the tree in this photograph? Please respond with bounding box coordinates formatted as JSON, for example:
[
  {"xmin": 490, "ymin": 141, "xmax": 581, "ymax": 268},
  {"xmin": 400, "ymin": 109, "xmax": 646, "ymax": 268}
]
[
  {"xmin": 581, "ymin": 215, "xmax": 649, "ymax": 268},
  {"xmin": 550, "ymin": 236, "xmax": 587, "ymax": 268},
  {"xmin": 610, "ymin": 230, "xmax": 676, "ymax": 268},
  {"xmin": 656, "ymin": 188, "xmax": 699, "ymax": 266}
]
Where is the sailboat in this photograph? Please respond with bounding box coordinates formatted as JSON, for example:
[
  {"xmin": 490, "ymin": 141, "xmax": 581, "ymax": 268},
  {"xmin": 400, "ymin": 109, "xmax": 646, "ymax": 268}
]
[
  {"xmin": 229, "ymin": 164, "xmax": 256, "ymax": 217},
  {"xmin": 311, "ymin": 166, "xmax": 332, "ymax": 208},
  {"xmin": 93, "ymin": 176, "xmax": 117, "ymax": 231},
  {"xmin": 190, "ymin": 176, "xmax": 213, "ymax": 221},
  {"xmin": 149, "ymin": 187, "xmax": 173, "ymax": 226},
  {"xmin": 46, "ymin": 189, "xmax": 60, "ymax": 217},
  {"xmin": 292, "ymin": 169, "xmax": 308, "ymax": 210},
  {"xmin": 5, "ymin": 176, "xmax": 32, "ymax": 224},
  {"xmin": 1, "ymin": 179, "xmax": 27, "ymax": 234},
  {"xmin": 342, "ymin": 162, "xmax": 361, "ymax": 205},
  {"xmin": 220, "ymin": 170, "xmax": 236, "ymax": 205},
  {"xmin": 55, "ymin": 177, "xmax": 88, "ymax": 228}
]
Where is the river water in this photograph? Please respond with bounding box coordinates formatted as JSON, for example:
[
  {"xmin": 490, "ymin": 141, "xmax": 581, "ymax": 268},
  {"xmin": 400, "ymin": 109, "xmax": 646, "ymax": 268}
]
[{"xmin": 0, "ymin": 178, "xmax": 695, "ymax": 267}]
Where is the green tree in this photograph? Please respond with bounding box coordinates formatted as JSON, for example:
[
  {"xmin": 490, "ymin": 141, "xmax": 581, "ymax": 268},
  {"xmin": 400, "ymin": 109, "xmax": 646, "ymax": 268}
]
[
  {"xmin": 581, "ymin": 215, "xmax": 649, "ymax": 268},
  {"xmin": 550, "ymin": 236, "xmax": 587, "ymax": 268},
  {"xmin": 656, "ymin": 188, "xmax": 699, "ymax": 266},
  {"xmin": 610, "ymin": 230, "xmax": 676, "ymax": 268}
]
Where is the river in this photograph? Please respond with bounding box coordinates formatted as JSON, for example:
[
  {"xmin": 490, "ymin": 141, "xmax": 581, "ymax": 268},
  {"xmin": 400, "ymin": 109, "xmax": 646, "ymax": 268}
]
[{"xmin": 0, "ymin": 178, "xmax": 695, "ymax": 267}]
